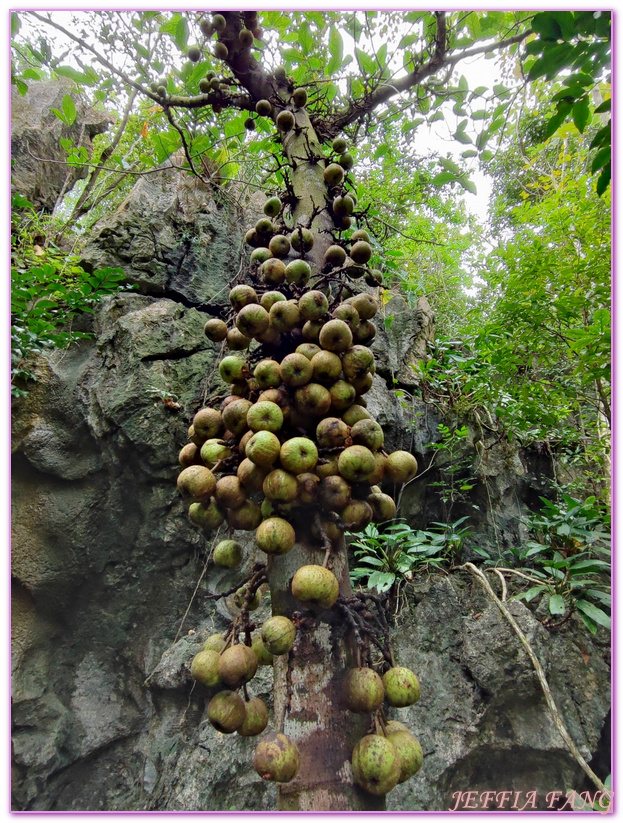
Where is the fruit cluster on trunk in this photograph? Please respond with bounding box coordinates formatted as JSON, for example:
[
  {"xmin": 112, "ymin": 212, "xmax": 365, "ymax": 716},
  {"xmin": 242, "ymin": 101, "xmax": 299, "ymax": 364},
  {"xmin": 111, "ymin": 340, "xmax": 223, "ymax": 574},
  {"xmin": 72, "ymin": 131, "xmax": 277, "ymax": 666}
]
[{"xmin": 173, "ymin": 12, "xmax": 425, "ymax": 810}]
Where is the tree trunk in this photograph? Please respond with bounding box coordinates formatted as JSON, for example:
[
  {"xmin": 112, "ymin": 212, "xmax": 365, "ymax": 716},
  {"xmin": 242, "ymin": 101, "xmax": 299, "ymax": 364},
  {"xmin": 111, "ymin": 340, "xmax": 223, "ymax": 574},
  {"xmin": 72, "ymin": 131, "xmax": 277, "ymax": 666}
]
[{"xmin": 265, "ymin": 108, "xmax": 384, "ymax": 811}]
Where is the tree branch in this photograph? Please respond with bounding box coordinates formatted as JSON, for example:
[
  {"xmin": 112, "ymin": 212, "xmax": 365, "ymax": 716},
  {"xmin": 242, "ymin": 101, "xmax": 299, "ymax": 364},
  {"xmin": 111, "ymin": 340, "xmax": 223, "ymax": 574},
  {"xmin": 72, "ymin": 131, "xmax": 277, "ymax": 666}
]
[{"xmin": 320, "ymin": 25, "xmax": 529, "ymax": 139}]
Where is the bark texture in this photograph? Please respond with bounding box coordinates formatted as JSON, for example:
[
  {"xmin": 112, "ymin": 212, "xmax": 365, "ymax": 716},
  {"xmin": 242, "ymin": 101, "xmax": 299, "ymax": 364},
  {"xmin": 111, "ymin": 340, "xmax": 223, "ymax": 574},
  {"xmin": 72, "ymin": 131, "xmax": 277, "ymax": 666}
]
[{"xmin": 266, "ymin": 104, "xmax": 382, "ymax": 811}]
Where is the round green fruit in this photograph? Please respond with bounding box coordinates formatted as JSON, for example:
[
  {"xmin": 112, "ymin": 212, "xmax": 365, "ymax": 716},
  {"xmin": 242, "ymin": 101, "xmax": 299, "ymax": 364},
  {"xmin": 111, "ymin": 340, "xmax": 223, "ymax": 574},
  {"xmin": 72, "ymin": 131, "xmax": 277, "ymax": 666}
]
[
  {"xmin": 261, "ymin": 615, "xmax": 296, "ymax": 655},
  {"xmin": 344, "ymin": 667, "xmax": 385, "ymax": 713},
  {"xmin": 213, "ymin": 539, "xmax": 243, "ymax": 568},
  {"xmin": 255, "ymin": 517, "xmax": 296, "ymax": 555},
  {"xmin": 352, "ymin": 734, "xmax": 401, "ymax": 796},
  {"xmin": 190, "ymin": 649, "xmax": 221, "ymax": 687},
  {"xmin": 208, "ymin": 689, "xmax": 246, "ymax": 734},
  {"xmin": 291, "ymin": 565, "xmax": 339, "ymax": 610},
  {"xmin": 238, "ymin": 697, "xmax": 269, "ymax": 737},
  {"xmin": 382, "ymin": 666, "xmax": 421, "ymax": 707},
  {"xmin": 254, "ymin": 733, "xmax": 300, "ymax": 783}
]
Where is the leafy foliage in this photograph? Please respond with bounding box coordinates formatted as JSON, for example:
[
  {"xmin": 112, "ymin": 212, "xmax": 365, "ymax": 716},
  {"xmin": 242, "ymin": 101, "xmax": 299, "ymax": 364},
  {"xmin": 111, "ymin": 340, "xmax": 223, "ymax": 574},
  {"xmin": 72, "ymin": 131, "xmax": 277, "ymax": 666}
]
[
  {"xmin": 511, "ymin": 492, "xmax": 611, "ymax": 634},
  {"xmin": 11, "ymin": 195, "xmax": 132, "ymax": 396},
  {"xmin": 350, "ymin": 518, "xmax": 470, "ymax": 593}
]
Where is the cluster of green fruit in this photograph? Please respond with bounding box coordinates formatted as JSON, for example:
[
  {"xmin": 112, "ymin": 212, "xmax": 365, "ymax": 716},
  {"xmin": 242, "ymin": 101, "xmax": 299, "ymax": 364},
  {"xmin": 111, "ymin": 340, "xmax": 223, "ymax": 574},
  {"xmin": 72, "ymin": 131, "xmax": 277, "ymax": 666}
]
[
  {"xmin": 189, "ymin": 619, "xmax": 300, "ymax": 782},
  {"xmin": 343, "ymin": 665, "xmax": 423, "ymax": 795},
  {"xmin": 174, "ymin": 73, "xmax": 424, "ymax": 791}
]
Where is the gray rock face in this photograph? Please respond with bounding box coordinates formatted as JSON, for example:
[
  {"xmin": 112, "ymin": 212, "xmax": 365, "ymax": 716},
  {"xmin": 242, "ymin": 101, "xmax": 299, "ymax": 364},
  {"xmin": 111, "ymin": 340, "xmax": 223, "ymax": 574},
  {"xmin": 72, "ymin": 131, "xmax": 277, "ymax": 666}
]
[
  {"xmin": 11, "ymin": 80, "xmax": 111, "ymax": 211},
  {"xmin": 80, "ymin": 153, "xmax": 243, "ymax": 306},
  {"xmin": 388, "ymin": 578, "xmax": 610, "ymax": 811},
  {"xmin": 11, "ymin": 148, "xmax": 610, "ymax": 811}
]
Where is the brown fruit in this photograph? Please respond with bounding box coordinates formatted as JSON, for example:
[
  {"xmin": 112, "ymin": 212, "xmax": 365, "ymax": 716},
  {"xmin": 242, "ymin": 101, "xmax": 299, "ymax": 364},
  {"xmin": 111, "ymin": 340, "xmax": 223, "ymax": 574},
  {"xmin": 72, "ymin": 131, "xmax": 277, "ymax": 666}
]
[
  {"xmin": 324, "ymin": 244, "xmax": 347, "ymax": 267},
  {"xmin": 332, "ymin": 302, "xmax": 360, "ymax": 329},
  {"xmin": 215, "ymin": 476, "xmax": 247, "ymax": 509},
  {"xmin": 339, "ymin": 499, "xmax": 373, "ymax": 531},
  {"xmin": 368, "ymin": 491, "xmax": 397, "ymax": 522},
  {"xmin": 193, "ymin": 407, "xmax": 224, "ymax": 441},
  {"xmin": 315, "ymin": 455, "xmax": 340, "ymax": 479},
  {"xmin": 297, "ymin": 472, "xmax": 320, "ymax": 504},
  {"xmin": 301, "ymin": 320, "xmax": 324, "ymax": 342},
  {"xmin": 238, "ymin": 458, "xmax": 269, "ymax": 493},
  {"xmin": 204, "ymin": 318, "xmax": 228, "ymax": 341},
  {"xmin": 318, "ymin": 475, "xmax": 351, "ymax": 511},
  {"xmin": 294, "ymin": 383, "xmax": 332, "ymax": 417},
  {"xmin": 255, "ymin": 99, "xmax": 272, "ymax": 117},
  {"xmin": 218, "ymin": 644, "xmax": 259, "ymax": 688},
  {"xmin": 222, "ymin": 398, "xmax": 253, "ymax": 435},
  {"xmin": 227, "ymin": 499, "xmax": 262, "ymax": 530},
  {"xmin": 179, "ymin": 442, "xmax": 200, "ymax": 468},
  {"xmin": 230, "ymin": 284, "xmax": 258, "ymax": 309},
  {"xmin": 292, "ymin": 87, "xmax": 308, "ymax": 107},
  {"xmin": 263, "ymin": 469, "xmax": 298, "ymax": 503},
  {"xmin": 348, "ymin": 292, "xmax": 378, "ymax": 320},
  {"xmin": 261, "ymin": 257, "xmax": 286, "ymax": 285},
  {"xmin": 177, "ymin": 465, "xmax": 216, "ymax": 502},
  {"xmin": 226, "ymin": 328, "xmax": 252, "ymax": 351},
  {"xmin": 316, "ymin": 417, "xmax": 350, "ymax": 449}
]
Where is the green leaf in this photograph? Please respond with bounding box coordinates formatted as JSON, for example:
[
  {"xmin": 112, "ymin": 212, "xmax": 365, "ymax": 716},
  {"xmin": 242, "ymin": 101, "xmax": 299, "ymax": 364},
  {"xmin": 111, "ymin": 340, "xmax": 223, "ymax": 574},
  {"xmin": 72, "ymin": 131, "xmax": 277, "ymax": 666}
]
[
  {"xmin": 15, "ymin": 79, "xmax": 28, "ymax": 96},
  {"xmin": 544, "ymin": 100, "xmax": 573, "ymax": 139},
  {"xmin": 575, "ymin": 599, "xmax": 611, "ymax": 629},
  {"xmin": 594, "ymin": 97, "xmax": 611, "ymax": 113},
  {"xmin": 454, "ymin": 128, "xmax": 472, "ymax": 145},
  {"xmin": 572, "ymin": 95, "xmax": 591, "ymax": 133},
  {"xmin": 11, "ymin": 11, "xmax": 20, "ymax": 37},
  {"xmin": 548, "ymin": 594, "xmax": 566, "ymax": 615},
  {"xmin": 355, "ymin": 47, "xmax": 377, "ymax": 75},
  {"xmin": 531, "ymin": 12, "xmax": 562, "ymax": 40},
  {"xmin": 432, "ymin": 172, "xmax": 457, "ymax": 186},
  {"xmin": 298, "ymin": 21, "xmax": 313, "ymax": 55},
  {"xmin": 326, "ymin": 27, "xmax": 343, "ymax": 75},
  {"xmin": 62, "ymin": 94, "xmax": 76, "ymax": 126},
  {"xmin": 596, "ymin": 162, "xmax": 611, "ymax": 196},
  {"xmin": 457, "ymin": 177, "xmax": 477, "ymax": 195},
  {"xmin": 54, "ymin": 65, "xmax": 97, "ymax": 85},
  {"xmin": 550, "ymin": 11, "xmax": 576, "ymax": 40},
  {"xmin": 174, "ymin": 16, "xmax": 188, "ymax": 50}
]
